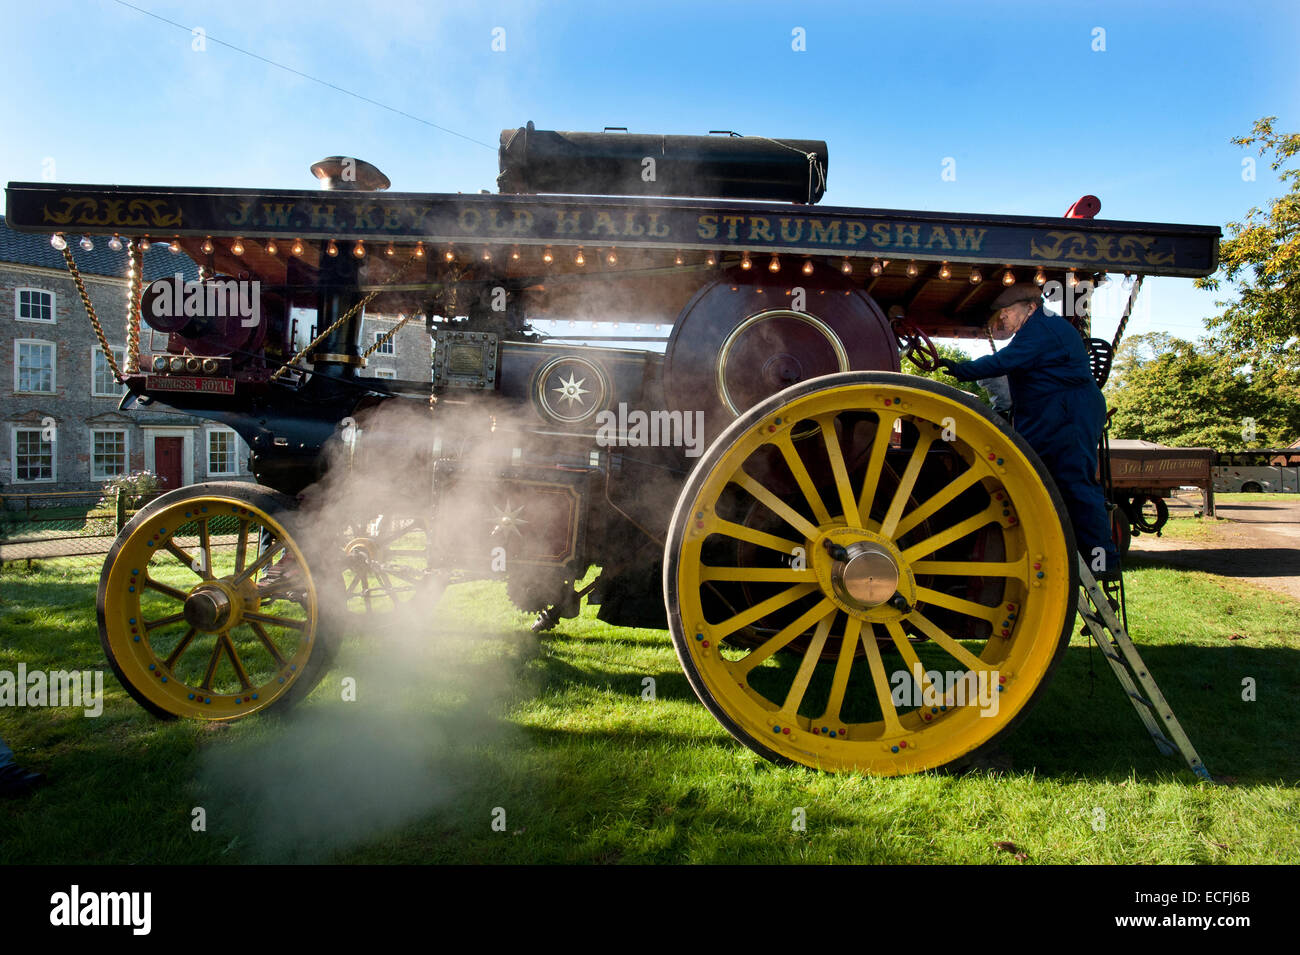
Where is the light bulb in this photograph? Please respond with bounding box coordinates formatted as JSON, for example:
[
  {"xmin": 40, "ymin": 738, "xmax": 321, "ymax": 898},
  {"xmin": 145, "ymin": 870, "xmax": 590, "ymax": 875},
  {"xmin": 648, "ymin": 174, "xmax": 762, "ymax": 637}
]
[
  {"xmin": 80, "ymin": 236, "xmax": 94, "ymax": 251},
  {"xmin": 575, "ymin": 248, "xmax": 585, "ymax": 266},
  {"xmin": 1068, "ymin": 271, "xmax": 1078, "ymax": 287},
  {"xmin": 480, "ymin": 247, "xmax": 490, "ymax": 261},
  {"xmin": 969, "ymin": 268, "xmax": 982, "ymax": 284},
  {"xmin": 1034, "ymin": 269, "xmax": 1046, "ymax": 286},
  {"xmin": 139, "ymin": 237, "xmax": 152, "ymax": 251},
  {"xmin": 353, "ymin": 241, "xmax": 366, "ymax": 258},
  {"xmin": 169, "ymin": 239, "xmax": 182, "ymax": 254},
  {"xmin": 706, "ymin": 252, "xmax": 716, "ymax": 266},
  {"xmin": 50, "ymin": 234, "xmax": 67, "ymax": 251},
  {"xmin": 201, "ymin": 237, "xmax": 214, "ymax": 254},
  {"xmin": 674, "ymin": 251, "xmax": 683, "ymax": 265},
  {"xmin": 542, "ymin": 248, "xmax": 553, "ymax": 264},
  {"xmin": 938, "ymin": 262, "xmax": 951, "ymax": 279},
  {"xmin": 741, "ymin": 252, "xmax": 752, "ymax": 270},
  {"xmin": 327, "ymin": 240, "xmax": 339, "ymax": 257},
  {"xmin": 869, "ymin": 259, "xmax": 882, "ymax": 276},
  {"xmin": 388, "ymin": 244, "xmax": 398, "ymax": 258},
  {"xmin": 444, "ymin": 248, "xmax": 455, "ymax": 262},
  {"xmin": 108, "ymin": 235, "xmax": 123, "ymax": 251},
  {"xmin": 1002, "ymin": 269, "xmax": 1016, "ymax": 286},
  {"xmin": 291, "ymin": 239, "xmax": 304, "ymax": 256},
  {"xmin": 606, "ymin": 249, "xmax": 617, "ymax": 265},
  {"xmin": 415, "ymin": 242, "xmax": 426, "ymax": 258},
  {"xmin": 231, "ymin": 238, "xmax": 243, "ymax": 255},
  {"xmin": 802, "ymin": 259, "xmax": 814, "ymax": 275},
  {"xmin": 768, "ymin": 254, "xmax": 780, "ymax": 273},
  {"xmin": 906, "ymin": 260, "xmax": 918, "ymax": 277},
  {"xmin": 510, "ymin": 247, "xmax": 519, "ymax": 261},
  {"xmin": 265, "ymin": 239, "xmax": 278, "ymax": 255},
  {"xmin": 841, "ymin": 257, "xmax": 852, "ymax": 274}
]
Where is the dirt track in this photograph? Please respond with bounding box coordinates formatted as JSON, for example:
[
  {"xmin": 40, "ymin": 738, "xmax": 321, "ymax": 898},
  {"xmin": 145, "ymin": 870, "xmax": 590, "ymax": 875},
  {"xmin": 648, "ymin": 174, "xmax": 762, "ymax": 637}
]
[{"xmin": 1130, "ymin": 496, "xmax": 1300, "ymax": 602}]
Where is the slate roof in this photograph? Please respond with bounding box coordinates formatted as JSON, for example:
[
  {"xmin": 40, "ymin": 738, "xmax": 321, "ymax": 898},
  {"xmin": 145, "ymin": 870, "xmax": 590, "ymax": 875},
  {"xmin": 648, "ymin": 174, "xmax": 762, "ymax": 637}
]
[{"xmin": 0, "ymin": 214, "xmax": 199, "ymax": 282}]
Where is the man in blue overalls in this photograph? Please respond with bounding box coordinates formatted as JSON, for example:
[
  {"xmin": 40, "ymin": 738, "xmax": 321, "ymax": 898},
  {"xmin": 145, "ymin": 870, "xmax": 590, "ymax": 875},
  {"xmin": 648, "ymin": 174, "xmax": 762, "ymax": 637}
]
[{"xmin": 940, "ymin": 283, "xmax": 1121, "ymax": 580}]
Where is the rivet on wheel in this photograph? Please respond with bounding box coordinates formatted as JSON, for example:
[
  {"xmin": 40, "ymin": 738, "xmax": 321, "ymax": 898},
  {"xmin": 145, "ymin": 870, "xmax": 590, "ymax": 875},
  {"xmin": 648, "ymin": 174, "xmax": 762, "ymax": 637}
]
[
  {"xmin": 782, "ymin": 727, "xmax": 790, "ymax": 735},
  {"xmin": 188, "ymin": 694, "xmax": 195, "ymax": 700},
  {"xmin": 701, "ymin": 640, "xmax": 709, "ymax": 648},
  {"xmin": 899, "ymin": 740, "xmax": 908, "ymax": 748},
  {"xmin": 1036, "ymin": 571, "xmax": 1044, "ymax": 579},
  {"xmin": 773, "ymin": 725, "xmax": 782, "ymax": 734},
  {"xmin": 161, "ymin": 677, "xmax": 167, "ymax": 683},
  {"xmin": 694, "ymin": 632, "xmax": 703, "ymax": 641},
  {"xmin": 129, "ymin": 618, "xmax": 136, "ymax": 625},
  {"xmin": 891, "ymin": 745, "xmax": 900, "ymax": 753}
]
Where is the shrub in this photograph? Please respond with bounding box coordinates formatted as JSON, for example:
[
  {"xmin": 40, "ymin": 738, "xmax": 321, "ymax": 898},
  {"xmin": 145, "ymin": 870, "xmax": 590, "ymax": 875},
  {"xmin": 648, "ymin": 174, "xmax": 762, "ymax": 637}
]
[{"xmin": 98, "ymin": 470, "xmax": 161, "ymax": 510}]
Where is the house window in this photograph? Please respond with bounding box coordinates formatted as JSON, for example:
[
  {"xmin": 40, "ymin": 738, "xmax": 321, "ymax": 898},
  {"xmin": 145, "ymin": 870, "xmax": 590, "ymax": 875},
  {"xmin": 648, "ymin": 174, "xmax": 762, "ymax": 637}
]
[
  {"xmin": 372, "ymin": 330, "xmax": 395, "ymax": 355},
  {"xmin": 373, "ymin": 368, "xmax": 397, "ymax": 380},
  {"xmin": 13, "ymin": 428, "xmax": 55, "ymax": 482},
  {"xmin": 91, "ymin": 429, "xmax": 128, "ymax": 480},
  {"xmin": 208, "ymin": 429, "xmax": 238, "ymax": 476},
  {"xmin": 92, "ymin": 347, "xmax": 127, "ymax": 397},
  {"xmin": 16, "ymin": 288, "xmax": 55, "ymax": 323},
  {"xmin": 15, "ymin": 340, "xmax": 56, "ymax": 393}
]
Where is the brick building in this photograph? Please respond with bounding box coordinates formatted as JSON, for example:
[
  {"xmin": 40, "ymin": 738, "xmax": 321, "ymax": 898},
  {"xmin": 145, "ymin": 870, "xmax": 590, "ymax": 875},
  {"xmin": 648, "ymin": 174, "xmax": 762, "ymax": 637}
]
[
  {"xmin": 0, "ymin": 216, "xmax": 254, "ymax": 498},
  {"xmin": 1, "ymin": 216, "xmax": 433, "ymax": 501}
]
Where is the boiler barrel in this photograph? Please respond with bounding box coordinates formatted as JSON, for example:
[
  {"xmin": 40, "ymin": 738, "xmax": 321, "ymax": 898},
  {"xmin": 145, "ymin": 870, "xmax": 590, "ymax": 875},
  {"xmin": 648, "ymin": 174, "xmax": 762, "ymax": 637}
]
[{"xmin": 497, "ymin": 126, "xmax": 828, "ymax": 204}]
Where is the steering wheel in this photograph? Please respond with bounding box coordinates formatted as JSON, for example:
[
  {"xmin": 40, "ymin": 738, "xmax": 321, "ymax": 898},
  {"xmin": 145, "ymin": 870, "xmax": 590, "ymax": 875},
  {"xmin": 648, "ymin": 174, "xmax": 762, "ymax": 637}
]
[{"xmin": 891, "ymin": 319, "xmax": 941, "ymax": 372}]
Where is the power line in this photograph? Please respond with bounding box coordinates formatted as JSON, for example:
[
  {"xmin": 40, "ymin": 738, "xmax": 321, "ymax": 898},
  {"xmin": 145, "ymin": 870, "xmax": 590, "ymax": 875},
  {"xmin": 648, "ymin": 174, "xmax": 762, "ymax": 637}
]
[{"xmin": 108, "ymin": 0, "xmax": 496, "ymax": 150}]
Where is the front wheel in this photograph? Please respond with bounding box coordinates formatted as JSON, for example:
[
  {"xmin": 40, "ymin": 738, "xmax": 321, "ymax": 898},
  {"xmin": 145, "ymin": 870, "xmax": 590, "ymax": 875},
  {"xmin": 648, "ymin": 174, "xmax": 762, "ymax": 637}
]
[
  {"xmin": 97, "ymin": 482, "xmax": 332, "ymax": 720},
  {"xmin": 664, "ymin": 372, "xmax": 1078, "ymax": 775}
]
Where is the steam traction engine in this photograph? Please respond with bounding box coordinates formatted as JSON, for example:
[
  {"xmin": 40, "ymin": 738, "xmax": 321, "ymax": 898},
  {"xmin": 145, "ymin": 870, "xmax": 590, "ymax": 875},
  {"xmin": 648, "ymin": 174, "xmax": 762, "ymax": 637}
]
[{"xmin": 5, "ymin": 126, "xmax": 1220, "ymax": 774}]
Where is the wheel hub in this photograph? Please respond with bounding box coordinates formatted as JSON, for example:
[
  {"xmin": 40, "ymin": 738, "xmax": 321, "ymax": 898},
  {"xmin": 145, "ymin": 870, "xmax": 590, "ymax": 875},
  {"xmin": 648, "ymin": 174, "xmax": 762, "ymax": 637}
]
[{"xmin": 830, "ymin": 542, "xmax": 900, "ymax": 609}]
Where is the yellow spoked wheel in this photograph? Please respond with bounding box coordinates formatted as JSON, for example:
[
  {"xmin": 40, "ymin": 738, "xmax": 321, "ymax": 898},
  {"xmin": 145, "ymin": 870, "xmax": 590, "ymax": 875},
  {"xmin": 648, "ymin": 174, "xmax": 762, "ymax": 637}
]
[
  {"xmin": 664, "ymin": 372, "xmax": 1078, "ymax": 774},
  {"xmin": 97, "ymin": 482, "xmax": 329, "ymax": 721},
  {"xmin": 339, "ymin": 513, "xmax": 441, "ymax": 615}
]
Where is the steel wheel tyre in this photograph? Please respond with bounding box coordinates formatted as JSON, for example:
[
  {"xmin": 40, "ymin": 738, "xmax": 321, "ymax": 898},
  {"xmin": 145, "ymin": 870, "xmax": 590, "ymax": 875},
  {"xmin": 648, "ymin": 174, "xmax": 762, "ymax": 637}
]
[
  {"xmin": 664, "ymin": 372, "xmax": 1078, "ymax": 774},
  {"xmin": 97, "ymin": 482, "xmax": 328, "ymax": 721}
]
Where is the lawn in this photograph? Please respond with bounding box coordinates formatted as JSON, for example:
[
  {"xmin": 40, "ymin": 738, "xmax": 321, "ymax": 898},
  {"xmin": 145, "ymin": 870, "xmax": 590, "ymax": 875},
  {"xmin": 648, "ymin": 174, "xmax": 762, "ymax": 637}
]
[{"xmin": 1, "ymin": 553, "xmax": 1297, "ymax": 864}]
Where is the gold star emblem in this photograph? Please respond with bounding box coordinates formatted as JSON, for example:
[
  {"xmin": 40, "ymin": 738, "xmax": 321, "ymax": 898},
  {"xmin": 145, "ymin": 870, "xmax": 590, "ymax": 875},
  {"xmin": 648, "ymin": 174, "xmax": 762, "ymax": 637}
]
[
  {"xmin": 489, "ymin": 500, "xmax": 529, "ymax": 540},
  {"xmin": 553, "ymin": 371, "xmax": 589, "ymax": 408}
]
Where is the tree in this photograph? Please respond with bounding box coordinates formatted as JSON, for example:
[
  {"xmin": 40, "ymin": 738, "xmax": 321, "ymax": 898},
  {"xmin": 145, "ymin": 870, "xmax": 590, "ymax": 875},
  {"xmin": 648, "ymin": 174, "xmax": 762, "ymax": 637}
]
[
  {"xmin": 1196, "ymin": 117, "xmax": 1300, "ymax": 371},
  {"xmin": 1106, "ymin": 332, "xmax": 1300, "ymax": 448}
]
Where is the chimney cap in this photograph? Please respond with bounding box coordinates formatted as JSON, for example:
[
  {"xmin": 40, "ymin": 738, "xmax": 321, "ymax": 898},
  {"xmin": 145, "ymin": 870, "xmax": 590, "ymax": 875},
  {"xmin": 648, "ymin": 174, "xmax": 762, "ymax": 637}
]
[{"xmin": 310, "ymin": 156, "xmax": 391, "ymax": 191}]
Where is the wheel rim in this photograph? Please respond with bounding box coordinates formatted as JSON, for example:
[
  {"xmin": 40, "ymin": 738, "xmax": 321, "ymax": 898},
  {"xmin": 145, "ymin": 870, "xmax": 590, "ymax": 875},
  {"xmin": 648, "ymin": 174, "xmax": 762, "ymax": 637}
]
[
  {"xmin": 666, "ymin": 373, "xmax": 1075, "ymax": 774},
  {"xmin": 339, "ymin": 514, "xmax": 435, "ymax": 614},
  {"xmin": 101, "ymin": 495, "xmax": 318, "ymax": 719}
]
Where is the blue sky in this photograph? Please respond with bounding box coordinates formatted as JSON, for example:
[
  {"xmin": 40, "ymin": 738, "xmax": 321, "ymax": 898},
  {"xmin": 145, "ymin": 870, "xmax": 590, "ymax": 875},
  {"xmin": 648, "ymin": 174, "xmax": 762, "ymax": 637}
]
[{"xmin": 3, "ymin": 0, "xmax": 1296, "ymax": 350}]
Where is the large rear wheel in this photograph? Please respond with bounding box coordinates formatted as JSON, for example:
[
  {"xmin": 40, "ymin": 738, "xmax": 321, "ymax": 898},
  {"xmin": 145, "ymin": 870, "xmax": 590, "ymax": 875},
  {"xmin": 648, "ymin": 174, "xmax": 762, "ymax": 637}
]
[{"xmin": 664, "ymin": 372, "xmax": 1078, "ymax": 774}]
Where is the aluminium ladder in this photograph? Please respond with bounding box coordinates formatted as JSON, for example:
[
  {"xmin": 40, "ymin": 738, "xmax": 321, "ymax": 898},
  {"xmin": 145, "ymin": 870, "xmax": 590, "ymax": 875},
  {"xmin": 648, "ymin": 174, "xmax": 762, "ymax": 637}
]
[{"xmin": 1075, "ymin": 557, "xmax": 1214, "ymax": 782}]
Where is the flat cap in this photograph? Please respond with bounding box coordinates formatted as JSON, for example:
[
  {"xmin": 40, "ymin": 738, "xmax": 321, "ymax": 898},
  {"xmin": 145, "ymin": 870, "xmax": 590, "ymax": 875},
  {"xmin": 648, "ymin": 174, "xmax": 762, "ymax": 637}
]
[{"xmin": 989, "ymin": 282, "xmax": 1043, "ymax": 312}]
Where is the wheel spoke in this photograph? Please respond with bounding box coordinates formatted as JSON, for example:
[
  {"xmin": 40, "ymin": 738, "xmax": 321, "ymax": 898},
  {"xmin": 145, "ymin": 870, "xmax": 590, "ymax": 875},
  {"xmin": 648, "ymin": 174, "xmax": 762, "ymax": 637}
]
[
  {"xmin": 243, "ymin": 610, "xmax": 307, "ymax": 630},
  {"xmin": 164, "ymin": 540, "xmax": 211, "ymax": 580},
  {"xmin": 900, "ymin": 505, "xmax": 1000, "ymax": 563},
  {"xmin": 699, "ymin": 566, "xmax": 817, "ymax": 583},
  {"xmin": 914, "ymin": 587, "xmax": 1003, "ymax": 625},
  {"xmin": 248, "ymin": 620, "xmax": 288, "ymax": 667},
  {"xmin": 878, "ymin": 432, "xmax": 936, "ymax": 539},
  {"xmin": 885, "ymin": 620, "xmax": 941, "ymax": 708},
  {"xmin": 911, "ymin": 560, "xmax": 1027, "ymax": 580},
  {"xmin": 198, "ymin": 518, "xmax": 213, "ymax": 578},
  {"xmin": 819, "ymin": 616, "xmax": 862, "ymax": 724},
  {"xmin": 816, "ymin": 413, "xmax": 860, "ymax": 525},
  {"xmin": 708, "ymin": 583, "xmax": 819, "ymax": 641},
  {"xmin": 860, "ymin": 622, "xmax": 906, "ymax": 736},
  {"xmin": 856, "ymin": 411, "xmax": 900, "ymax": 523},
  {"xmin": 908, "ymin": 611, "xmax": 995, "ymax": 672},
  {"xmin": 775, "ymin": 434, "xmax": 832, "ymax": 525},
  {"xmin": 732, "ymin": 471, "xmax": 820, "ymax": 541},
  {"xmin": 704, "ymin": 517, "xmax": 802, "ymax": 556},
  {"xmin": 221, "ymin": 633, "xmax": 253, "ymax": 690},
  {"xmin": 199, "ymin": 640, "xmax": 224, "ymax": 691},
  {"xmin": 144, "ymin": 576, "xmax": 189, "ymax": 602},
  {"xmin": 234, "ymin": 519, "xmax": 250, "ymax": 574},
  {"xmin": 733, "ymin": 597, "xmax": 836, "ymax": 675},
  {"xmin": 893, "ymin": 467, "xmax": 984, "ymax": 539},
  {"xmin": 232, "ymin": 541, "xmax": 285, "ymax": 585},
  {"xmin": 144, "ymin": 612, "xmax": 186, "ymax": 632},
  {"xmin": 164, "ymin": 627, "xmax": 198, "ymax": 668},
  {"xmin": 779, "ymin": 611, "xmax": 836, "ymax": 716}
]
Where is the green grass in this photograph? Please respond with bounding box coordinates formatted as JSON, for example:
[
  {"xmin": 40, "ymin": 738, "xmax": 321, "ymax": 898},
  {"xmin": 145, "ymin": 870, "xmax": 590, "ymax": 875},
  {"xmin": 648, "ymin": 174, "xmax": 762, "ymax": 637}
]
[
  {"xmin": 1214, "ymin": 492, "xmax": 1298, "ymax": 503},
  {"xmin": 1, "ymin": 554, "xmax": 1297, "ymax": 864},
  {"xmin": 1146, "ymin": 516, "xmax": 1222, "ymax": 542}
]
